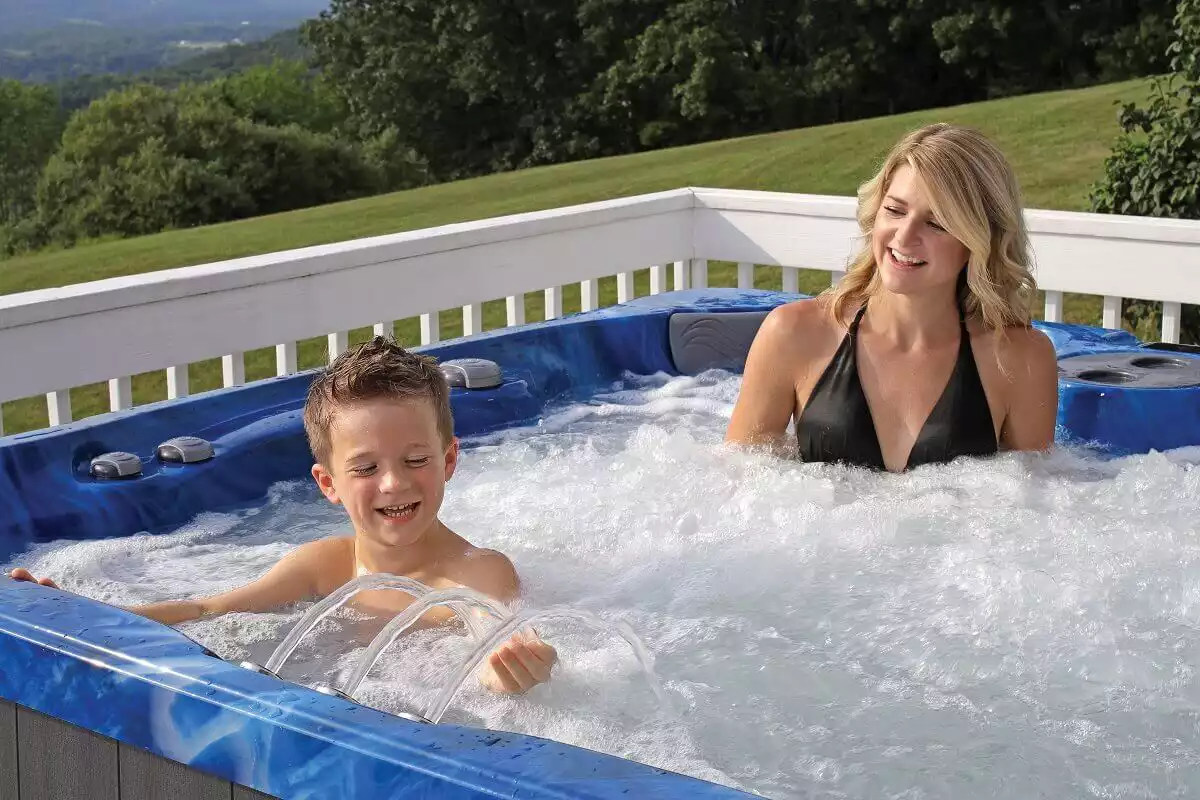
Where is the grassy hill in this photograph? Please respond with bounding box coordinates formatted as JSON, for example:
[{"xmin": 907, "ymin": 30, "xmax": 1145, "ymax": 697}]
[{"xmin": 0, "ymin": 77, "xmax": 1155, "ymax": 434}]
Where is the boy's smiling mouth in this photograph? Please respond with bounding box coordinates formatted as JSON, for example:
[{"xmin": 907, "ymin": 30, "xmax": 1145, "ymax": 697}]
[{"xmin": 377, "ymin": 502, "xmax": 419, "ymax": 521}]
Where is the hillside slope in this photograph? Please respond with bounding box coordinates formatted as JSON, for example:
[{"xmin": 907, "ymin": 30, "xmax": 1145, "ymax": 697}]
[{"xmin": 0, "ymin": 78, "xmax": 1150, "ymax": 296}]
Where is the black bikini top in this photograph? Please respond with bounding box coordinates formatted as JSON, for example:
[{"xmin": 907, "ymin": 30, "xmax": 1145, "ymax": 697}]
[{"xmin": 794, "ymin": 303, "xmax": 998, "ymax": 471}]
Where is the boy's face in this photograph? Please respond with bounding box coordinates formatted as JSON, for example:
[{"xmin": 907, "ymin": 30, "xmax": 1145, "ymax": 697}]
[{"xmin": 311, "ymin": 396, "xmax": 457, "ymax": 549}]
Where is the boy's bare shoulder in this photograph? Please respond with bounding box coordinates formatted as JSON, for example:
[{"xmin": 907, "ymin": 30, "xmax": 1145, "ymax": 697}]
[
  {"xmin": 446, "ymin": 545, "xmax": 521, "ymax": 605},
  {"xmin": 290, "ymin": 536, "xmax": 356, "ymax": 596}
]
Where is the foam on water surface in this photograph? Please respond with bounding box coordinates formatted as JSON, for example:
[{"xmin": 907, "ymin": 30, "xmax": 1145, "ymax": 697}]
[{"xmin": 8, "ymin": 369, "xmax": 1200, "ymax": 798}]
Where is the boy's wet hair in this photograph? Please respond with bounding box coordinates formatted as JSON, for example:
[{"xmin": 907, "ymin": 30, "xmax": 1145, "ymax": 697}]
[{"xmin": 303, "ymin": 336, "xmax": 454, "ymax": 464}]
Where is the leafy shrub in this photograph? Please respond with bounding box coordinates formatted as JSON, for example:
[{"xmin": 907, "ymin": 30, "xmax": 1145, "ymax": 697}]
[{"xmin": 1091, "ymin": 0, "xmax": 1200, "ymax": 343}]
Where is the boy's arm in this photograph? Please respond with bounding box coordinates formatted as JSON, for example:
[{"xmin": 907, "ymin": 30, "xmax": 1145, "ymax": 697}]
[
  {"xmin": 132, "ymin": 543, "xmax": 325, "ymax": 625},
  {"xmin": 457, "ymin": 549, "xmax": 558, "ymax": 694},
  {"xmin": 11, "ymin": 541, "xmax": 328, "ymax": 627}
]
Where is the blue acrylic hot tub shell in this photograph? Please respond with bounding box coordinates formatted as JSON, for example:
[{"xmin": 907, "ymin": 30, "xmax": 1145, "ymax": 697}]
[{"xmin": 0, "ymin": 288, "xmax": 1196, "ymax": 799}]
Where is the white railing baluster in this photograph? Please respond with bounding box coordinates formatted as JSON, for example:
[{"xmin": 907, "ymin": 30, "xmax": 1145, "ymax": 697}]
[
  {"xmin": 737, "ymin": 262, "xmax": 754, "ymax": 289},
  {"xmin": 5, "ymin": 187, "xmax": 1200, "ymax": 432},
  {"xmin": 506, "ymin": 295, "xmax": 526, "ymax": 327},
  {"xmin": 108, "ymin": 377, "xmax": 132, "ymax": 412},
  {"xmin": 617, "ymin": 272, "xmax": 634, "ymax": 304},
  {"xmin": 222, "ymin": 353, "xmax": 245, "ymax": 387},
  {"xmin": 673, "ymin": 260, "xmax": 689, "ymax": 291},
  {"xmin": 581, "ymin": 279, "xmax": 599, "ymax": 312},
  {"xmin": 544, "ymin": 287, "xmax": 562, "ymax": 320},
  {"xmin": 649, "ymin": 265, "xmax": 666, "ymax": 295},
  {"xmin": 420, "ymin": 313, "xmax": 440, "ymax": 345},
  {"xmin": 328, "ymin": 331, "xmax": 349, "ymax": 361},
  {"xmin": 276, "ymin": 343, "xmax": 297, "ymax": 376},
  {"xmin": 167, "ymin": 365, "xmax": 189, "ymax": 398},
  {"xmin": 47, "ymin": 391, "xmax": 71, "ymax": 426},
  {"xmin": 1161, "ymin": 301, "xmax": 1182, "ymax": 343},
  {"xmin": 1043, "ymin": 290, "xmax": 1063, "ymax": 323},
  {"xmin": 373, "ymin": 322, "xmax": 394, "ymax": 339},
  {"xmin": 782, "ymin": 267, "xmax": 800, "ymax": 294},
  {"xmin": 463, "ymin": 303, "xmax": 482, "ymax": 336},
  {"xmin": 1102, "ymin": 296, "xmax": 1122, "ymax": 330}
]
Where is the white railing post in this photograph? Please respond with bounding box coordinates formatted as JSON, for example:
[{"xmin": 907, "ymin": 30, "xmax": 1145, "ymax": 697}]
[
  {"xmin": 46, "ymin": 391, "xmax": 71, "ymax": 426},
  {"xmin": 617, "ymin": 272, "xmax": 634, "ymax": 304},
  {"xmin": 673, "ymin": 260, "xmax": 689, "ymax": 291},
  {"xmin": 1161, "ymin": 301, "xmax": 1182, "ymax": 343},
  {"xmin": 544, "ymin": 287, "xmax": 563, "ymax": 320},
  {"xmin": 782, "ymin": 267, "xmax": 800, "ymax": 294},
  {"xmin": 690, "ymin": 259, "xmax": 708, "ymax": 289},
  {"xmin": 276, "ymin": 343, "xmax": 297, "ymax": 376},
  {"xmin": 649, "ymin": 265, "xmax": 666, "ymax": 295},
  {"xmin": 0, "ymin": 405, "xmax": 5, "ymax": 436},
  {"xmin": 463, "ymin": 303, "xmax": 482, "ymax": 336},
  {"xmin": 108, "ymin": 377, "xmax": 132, "ymax": 412},
  {"xmin": 328, "ymin": 331, "xmax": 349, "ymax": 362},
  {"xmin": 222, "ymin": 353, "xmax": 245, "ymax": 387},
  {"xmin": 737, "ymin": 262, "xmax": 754, "ymax": 289},
  {"xmin": 373, "ymin": 322, "xmax": 394, "ymax": 339},
  {"xmin": 1102, "ymin": 296, "xmax": 1122, "ymax": 330},
  {"xmin": 581, "ymin": 279, "xmax": 599, "ymax": 312},
  {"xmin": 420, "ymin": 313, "xmax": 440, "ymax": 345},
  {"xmin": 167, "ymin": 365, "xmax": 189, "ymax": 399},
  {"xmin": 1043, "ymin": 290, "xmax": 1063, "ymax": 323},
  {"xmin": 829, "ymin": 269, "xmax": 846, "ymax": 286},
  {"xmin": 506, "ymin": 295, "xmax": 526, "ymax": 327}
]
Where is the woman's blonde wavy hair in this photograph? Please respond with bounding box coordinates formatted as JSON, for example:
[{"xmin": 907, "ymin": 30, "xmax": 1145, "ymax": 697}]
[{"xmin": 826, "ymin": 123, "xmax": 1037, "ymax": 336}]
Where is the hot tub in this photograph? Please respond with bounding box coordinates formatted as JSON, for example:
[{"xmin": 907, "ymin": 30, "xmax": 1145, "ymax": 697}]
[{"xmin": 3, "ymin": 289, "xmax": 1199, "ymax": 799}]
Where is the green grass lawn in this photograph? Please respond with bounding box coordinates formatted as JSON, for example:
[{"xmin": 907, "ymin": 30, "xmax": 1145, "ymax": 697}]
[{"xmin": 0, "ymin": 78, "xmax": 1157, "ymax": 435}]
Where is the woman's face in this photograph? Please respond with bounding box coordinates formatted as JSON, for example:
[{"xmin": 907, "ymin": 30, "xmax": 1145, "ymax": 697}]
[{"xmin": 871, "ymin": 163, "xmax": 971, "ymax": 298}]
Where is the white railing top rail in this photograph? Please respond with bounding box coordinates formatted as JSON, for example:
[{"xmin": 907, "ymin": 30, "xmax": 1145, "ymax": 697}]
[
  {"xmin": 0, "ymin": 186, "xmax": 1198, "ymax": 428},
  {"xmin": 692, "ymin": 187, "xmax": 1200, "ymax": 304},
  {"xmin": 0, "ymin": 188, "xmax": 695, "ymax": 331}
]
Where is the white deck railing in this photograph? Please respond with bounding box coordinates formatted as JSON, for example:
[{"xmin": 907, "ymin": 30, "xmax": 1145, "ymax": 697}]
[{"xmin": 1, "ymin": 186, "xmax": 1199, "ymax": 435}]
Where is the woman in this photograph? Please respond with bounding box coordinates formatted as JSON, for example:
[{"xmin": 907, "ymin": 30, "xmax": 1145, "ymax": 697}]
[{"xmin": 725, "ymin": 123, "xmax": 1059, "ymax": 472}]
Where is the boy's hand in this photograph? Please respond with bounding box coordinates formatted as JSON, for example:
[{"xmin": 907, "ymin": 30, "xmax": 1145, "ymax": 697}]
[
  {"xmin": 479, "ymin": 629, "xmax": 558, "ymax": 694},
  {"xmin": 8, "ymin": 568, "xmax": 59, "ymax": 589}
]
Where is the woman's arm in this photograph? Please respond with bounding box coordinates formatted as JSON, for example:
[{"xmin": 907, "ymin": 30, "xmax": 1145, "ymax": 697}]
[
  {"xmin": 725, "ymin": 305, "xmax": 807, "ymax": 452},
  {"xmin": 999, "ymin": 327, "xmax": 1060, "ymax": 452}
]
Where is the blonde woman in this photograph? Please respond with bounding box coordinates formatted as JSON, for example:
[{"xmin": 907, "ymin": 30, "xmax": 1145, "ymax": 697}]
[{"xmin": 725, "ymin": 123, "xmax": 1059, "ymax": 472}]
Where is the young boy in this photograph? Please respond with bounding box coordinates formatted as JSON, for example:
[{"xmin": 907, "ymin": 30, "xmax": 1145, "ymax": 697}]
[{"xmin": 10, "ymin": 337, "xmax": 556, "ymax": 695}]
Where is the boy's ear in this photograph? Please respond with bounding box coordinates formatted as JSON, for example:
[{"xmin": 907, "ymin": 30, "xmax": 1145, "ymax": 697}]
[
  {"xmin": 443, "ymin": 437, "xmax": 459, "ymax": 481},
  {"xmin": 311, "ymin": 463, "xmax": 341, "ymax": 505}
]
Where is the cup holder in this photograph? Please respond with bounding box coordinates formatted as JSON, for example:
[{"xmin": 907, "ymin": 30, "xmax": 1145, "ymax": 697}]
[
  {"xmin": 1128, "ymin": 355, "xmax": 1187, "ymax": 369},
  {"xmin": 1074, "ymin": 368, "xmax": 1137, "ymax": 385},
  {"xmin": 1059, "ymin": 352, "xmax": 1200, "ymax": 389}
]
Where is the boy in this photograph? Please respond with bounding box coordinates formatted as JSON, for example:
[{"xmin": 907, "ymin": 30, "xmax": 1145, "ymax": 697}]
[{"xmin": 10, "ymin": 337, "xmax": 556, "ymax": 695}]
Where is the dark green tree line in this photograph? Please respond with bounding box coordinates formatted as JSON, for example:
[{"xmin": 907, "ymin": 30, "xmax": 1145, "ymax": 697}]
[{"xmin": 304, "ymin": 0, "xmax": 1174, "ymax": 182}]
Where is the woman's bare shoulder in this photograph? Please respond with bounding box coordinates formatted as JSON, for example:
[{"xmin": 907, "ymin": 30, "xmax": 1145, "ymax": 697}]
[
  {"xmin": 969, "ymin": 319, "xmax": 1058, "ymax": 379},
  {"xmin": 758, "ymin": 295, "xmax": 844, "ymax": 346}
]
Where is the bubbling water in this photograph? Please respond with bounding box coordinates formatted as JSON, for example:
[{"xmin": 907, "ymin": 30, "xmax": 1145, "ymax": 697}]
[{"xmin": 8, "ymin": 368, "xmax": 1200, "ymax": 798}]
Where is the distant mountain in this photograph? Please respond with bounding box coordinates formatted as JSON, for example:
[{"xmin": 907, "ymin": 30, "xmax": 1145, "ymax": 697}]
[
  {"xmin": 0, "ymin": 20, "xmax": 305, "ymax": 83},
  {"xmin": 49, "ymin": 29, "xmax": 312, "ymax": 111},
  {"xmin": 0, "ymin": 0, "xmax": 327, "ymax": 33}
]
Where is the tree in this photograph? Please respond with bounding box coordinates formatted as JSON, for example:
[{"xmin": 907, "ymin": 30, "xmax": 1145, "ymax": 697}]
[
  {"xmin": 0, "ymin": 79, "xmax": 62, "ymax": 226},
  {"xmin": 34, "ymin": 83, "xmax": 382, "ymax": 244},
  {"xmin": 1091, "ymin": 0, "xmax": 1200, "ymax": 344}
]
